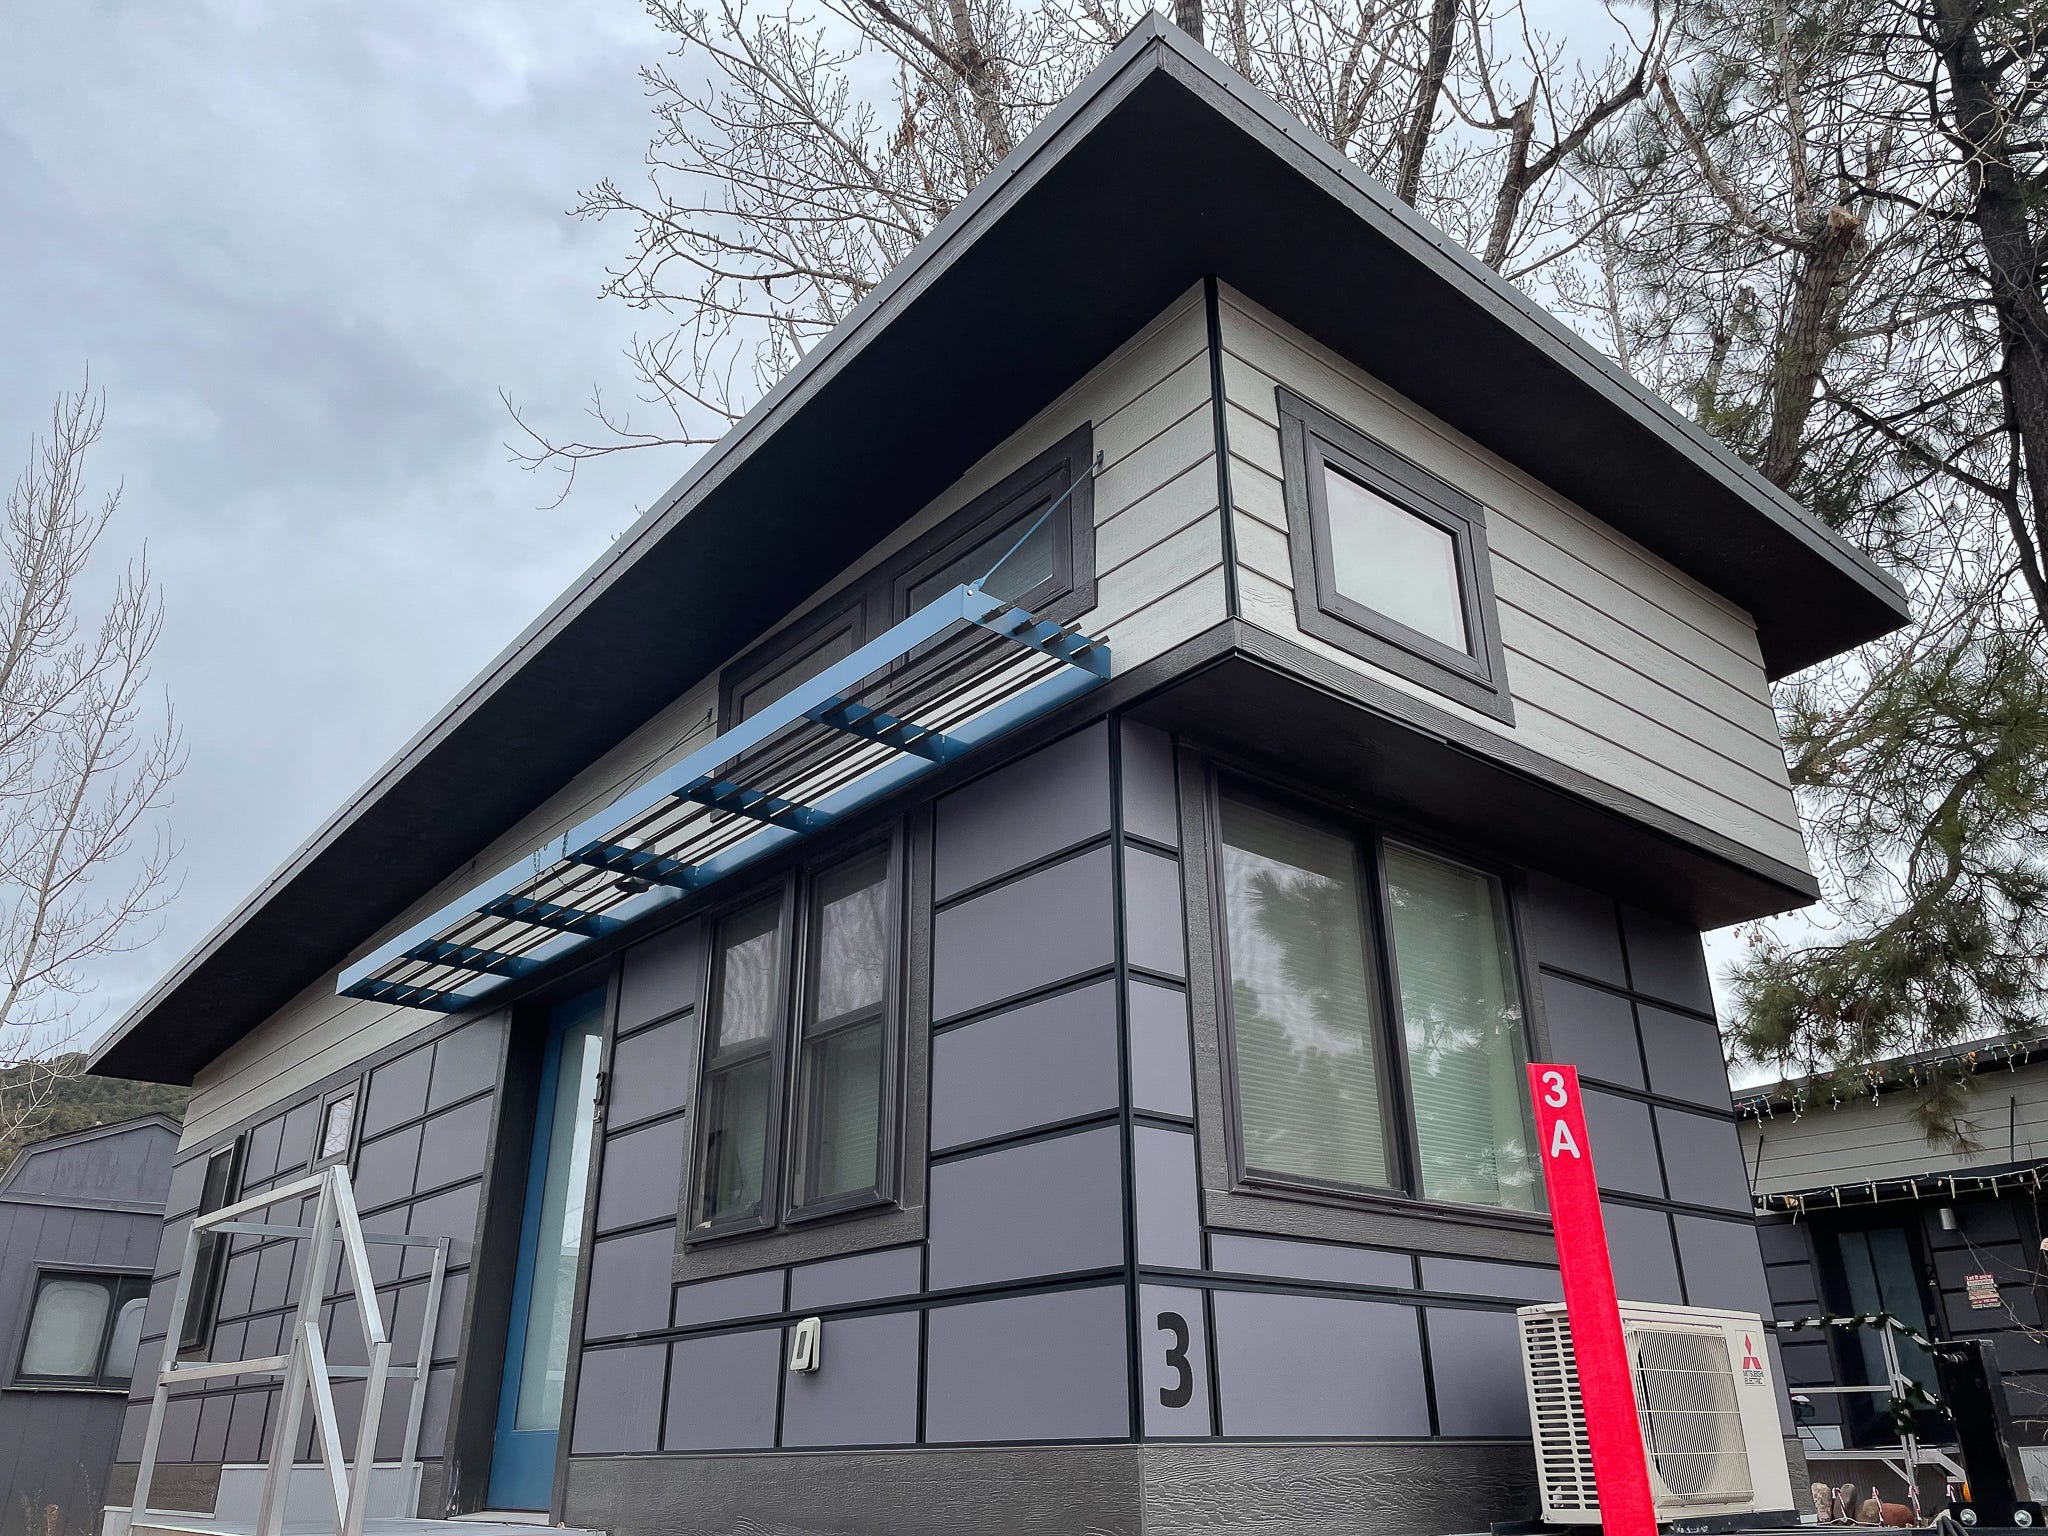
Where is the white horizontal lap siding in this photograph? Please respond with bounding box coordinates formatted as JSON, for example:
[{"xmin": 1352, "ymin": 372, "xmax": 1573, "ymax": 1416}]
[
  {"xmin": 1746, "ymin": 1071, "xmax": 2048, "ymax": 1196},
  {"xmin": 184, "ymin": 287, "xmax": 1224, "ymax": 1145},
  {"xmin": 1216, "ymin": 286, "xmax": 1809, "ymax": 877}
]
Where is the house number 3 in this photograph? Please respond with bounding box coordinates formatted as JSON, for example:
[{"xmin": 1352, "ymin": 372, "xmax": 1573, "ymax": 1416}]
[{"xmin": 1156, "ymin": 1310, "xmax": 1194, "ymax": 1409}]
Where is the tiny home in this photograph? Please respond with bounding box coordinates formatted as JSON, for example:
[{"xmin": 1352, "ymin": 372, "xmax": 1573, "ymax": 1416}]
[
  {"xmin": 0, "ymin": 1116, "xmax": 178, "ymax": 1536},
  {"xmin": 88, "ymin": 19, "xmax": 1909, "ymax": 1536},
  {"xmin": 1744, "ymin": 1037, "xmax": 2048, "ymax": 1503}
]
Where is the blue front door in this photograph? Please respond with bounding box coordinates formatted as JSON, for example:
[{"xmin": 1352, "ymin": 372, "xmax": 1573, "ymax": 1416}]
[{"xmin": 489, "ymin": 990, "xmax": 606, "ymax": 1509}]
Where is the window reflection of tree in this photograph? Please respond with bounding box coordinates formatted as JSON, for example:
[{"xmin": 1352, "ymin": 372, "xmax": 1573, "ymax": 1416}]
[{"xmin": 1224, "ymin": 816, "xmax": 1389, "ymax": 1190}]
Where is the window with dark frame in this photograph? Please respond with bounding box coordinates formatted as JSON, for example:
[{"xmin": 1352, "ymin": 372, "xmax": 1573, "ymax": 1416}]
[
  {"xmin": 178, "ymin": 1138, "xmax": 243, "ymax": 1355},
  {"xmin": 15, "ymin": 1269, "xmax": 149, "ymax": 1389},
  {"xmin": 1213, "ymin": 781, "xmax": 1542, "ymax": 1216},
  {"xmin": 716, "ymin": 428, "xmax": 1095, "ymax": 733},
  {"xmin": 1275, "ymin": 388, "xmax": 1513, "ymax": 723},
  {"xmin": 690, "ymin": 837, "xmax": 902, "ymax": 1240}
]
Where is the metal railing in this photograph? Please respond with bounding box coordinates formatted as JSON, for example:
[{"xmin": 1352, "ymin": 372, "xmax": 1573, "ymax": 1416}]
[{"xmin": 130, "ymin": 1165, "xmax": 449, "ymax": 1536}]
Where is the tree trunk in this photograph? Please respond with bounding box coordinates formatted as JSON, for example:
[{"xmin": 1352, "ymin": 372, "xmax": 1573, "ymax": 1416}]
[
  {"xmin": 1933, "ymin": 0, "xmax": 2048, "ymax": 629},
  {"xmin": 1760, "ymin": 204, "xmax": 1860, "ymax": 487},
  {"xmin": 946, "ymin": 0, "xmax": 1013, "ymax": 159},
  {"xmin": 1173, "ymin": 0, "xmax": 1205, "ymax": 46},
  {"xmin": 1395, "ymin": 0, "xmax": 1460, "ymax": 206},
  {"xmin": 1482, "ymin": 98, "xmax": 1536, "ymax": 269}
]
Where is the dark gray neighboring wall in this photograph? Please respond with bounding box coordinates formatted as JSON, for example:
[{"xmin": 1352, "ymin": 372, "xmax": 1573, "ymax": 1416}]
[{"xmin": 0, "ymin": 1118, "xmax": 178, "ymax": 1536}]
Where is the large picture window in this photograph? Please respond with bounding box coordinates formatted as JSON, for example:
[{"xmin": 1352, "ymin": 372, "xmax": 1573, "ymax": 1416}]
[
  {"xmin": 1276, "ymin": 388, "xmax": 1512, "ymax": 722},
  {"xmin": 690, "ymin": 838, "xmax": 902, "ymax": 1239},
  {"xmin": 15, "ymin": 1270, "xmax": 148, "ymax": 1389},
  {"xmin": 1215, "ymin": 785, "xmax": 1540, "ymax": 1215}
]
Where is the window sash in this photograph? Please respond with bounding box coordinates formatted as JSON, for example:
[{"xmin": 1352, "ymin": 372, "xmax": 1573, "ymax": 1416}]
[
  {"xmin": 1213, "ymin": 780, "xmax": 1541, "ymax": 1219},
  {"xmin": 1381, "ymin": 840, "xmax": 1542, "ymax": 1213},
  {"xmin": 179, "ymin": 1140, "xmax": 242, "ymax": 1355},
  {"xmin": 692, "ymin": 892, "xmax": 791, "ymax": 1234},
  {"xmin": 790, "ymin": 843, "xmax": 896, "ymax": 1217},
  {"xmin": 1216, "ymin": 792, "xmax": 1398, "ymax": 1196}
]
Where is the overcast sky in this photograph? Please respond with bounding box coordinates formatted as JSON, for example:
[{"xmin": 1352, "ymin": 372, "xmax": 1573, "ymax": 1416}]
[{"xmin": 3, "ymin": 1, "xmax": 691, "ymax": 1048}]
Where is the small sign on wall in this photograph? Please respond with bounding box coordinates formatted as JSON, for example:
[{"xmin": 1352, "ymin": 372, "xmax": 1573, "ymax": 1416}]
[{"xmin": 1967, "ymin": 1272, "xmax": 2002, "ymax": 1310}]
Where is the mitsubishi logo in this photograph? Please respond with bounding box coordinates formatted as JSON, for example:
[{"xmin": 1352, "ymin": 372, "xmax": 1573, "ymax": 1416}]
[{"xmin": 1740, "ymin": 1333, "xmax": 1766, "ymax": 1384}]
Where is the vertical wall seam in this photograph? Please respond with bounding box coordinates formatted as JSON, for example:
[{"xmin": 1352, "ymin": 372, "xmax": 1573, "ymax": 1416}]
[
  {"xmin": 1204, "ymin": 276, "xmax": 1242, "ymax": 620},
  {"xmin": 1108, "ymin": 718, "xmax": 1146, "ymax": 1444}
]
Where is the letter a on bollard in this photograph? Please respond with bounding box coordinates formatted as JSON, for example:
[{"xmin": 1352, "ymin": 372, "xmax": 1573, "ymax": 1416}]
[{"xmin": 1527, "ymin": 1062, "xmax": 1658, "ymax": 1536}]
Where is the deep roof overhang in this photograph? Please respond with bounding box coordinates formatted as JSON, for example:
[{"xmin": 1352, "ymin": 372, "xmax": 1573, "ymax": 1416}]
[{"xmin": 90, "ymin": 17, "xmax": 1909, "ymax": 1085}]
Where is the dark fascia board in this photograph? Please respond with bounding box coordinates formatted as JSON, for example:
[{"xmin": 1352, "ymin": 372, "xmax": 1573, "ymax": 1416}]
[{"xmin": 89, "ymin": 18, "xmax": 1903, "ymax": 1084}]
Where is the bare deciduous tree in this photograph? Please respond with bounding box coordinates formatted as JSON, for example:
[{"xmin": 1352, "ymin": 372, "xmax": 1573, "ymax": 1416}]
[
  {"xmin": 0, "ymin": 383, "xmax": 181, "ymax": 1150},
  {"xmin": 508, "ymin": 0, "xmax": 1663, "ymax": 491}
]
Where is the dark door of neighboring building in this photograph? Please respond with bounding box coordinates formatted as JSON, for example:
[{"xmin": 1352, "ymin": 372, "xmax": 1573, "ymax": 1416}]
[
  {"xmin": 488, "ymin": 988, "xmax": 606, "ymax": 1509},
  {"xmin": 1816, "ymin": 1215, "xmax": 1945, "ymax": 1448}
]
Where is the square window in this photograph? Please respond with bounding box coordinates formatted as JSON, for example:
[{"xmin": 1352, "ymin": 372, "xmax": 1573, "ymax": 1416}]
[
  {"xmin": 1322, "ymin": 467, "xmax": 1468, "ymax": 654},
  {"xmin": 1277, "ymin": 389, "xmax": 1512, "ymax": 722}
]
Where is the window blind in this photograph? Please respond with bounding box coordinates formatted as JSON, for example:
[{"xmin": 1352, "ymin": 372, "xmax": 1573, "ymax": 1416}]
[
  {"xmin": 1218, "ymin": 796, "xmax": 1391, "ymax": 1190},
  {"xmin": 1383, "ymin": 843, "xmax": 1539, "ymax": 1211}
]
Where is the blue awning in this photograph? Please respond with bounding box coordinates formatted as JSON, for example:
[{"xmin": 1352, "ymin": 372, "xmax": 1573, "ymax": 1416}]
[{"xmin": 336, "ymin": 584, "xmax": 1108, "ymax": 1012}]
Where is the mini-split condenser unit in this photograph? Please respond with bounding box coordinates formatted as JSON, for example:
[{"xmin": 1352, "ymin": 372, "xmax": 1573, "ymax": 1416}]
[{"xmin": 1517, "ymin": 1300, "xmax": 1798, "ymax": 1527}]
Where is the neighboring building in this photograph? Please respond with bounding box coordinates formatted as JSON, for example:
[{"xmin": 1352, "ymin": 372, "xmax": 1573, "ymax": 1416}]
[
  {"xmin": 0, "ymin": 1115, "xmax": 179, "ymax": 1536},
  {"xmin": 85, "ymin": 19, "xmax": 1909, "ymax": 1536},
  {"xmin": 1743, "ymin": 1037, "xmax": 2048, "ymax": 1500}
]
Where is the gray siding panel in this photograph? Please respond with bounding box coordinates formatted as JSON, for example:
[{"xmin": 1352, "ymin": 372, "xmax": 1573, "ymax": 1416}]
[
  {"xmin": 930, "ymin": 848, "xmax": 1115, "ymax": 1022},
  {"xmin": 929, "ymin": 981, "xmax": 1119, "ymax": 1151},
  {"xmin": 1604, "ymin": 1201, "xmax": 1684, "ymax": 1303},
  {"xmin": 1541, "ymin": 974, "xmax": 1642, "ymax": 1090},
  {"xmin": 664, "ymin": 1329, "xmax": 781, "ymax": 1450},
  {"xmin": 586, "ymin": 1225, "xmax": 682, "ymax": 1338},
  {"xmin": 1212, "ymin": 1290, "xmax": 1428, "ymax": 1436},
  {"xmin": 596, "ymin": 1116, "xmax": 690, "ymax": 1234},
  {"xmin": 1582, "ymin": 1090, "xmax": 1664, "ymax": 1198},
  {"xmin": 924, "ymin": 1285, "xmax": 1129, "ymax": 1443},
  {"xmin": 1674, "ymin": 1212, "xmax": 1772, "ymax": 1314},
  {"xmin": 670, "ymin": 1268, "xmax": 786, "ymax": 1328},
  {"xmin": 608, "ymin": 1016, "xmax": 694, "ymax": 1129},
  {"xmin": 787, "ymin": 1245, "xmax": 922, "ymax": 1312},
  {"xmin": 933, "ymin": 724, "xmax": 1111, "ymax": 901},
  {"xmin": 1639, "ymin": 1004, "xmax": 1733, "ymax": 1109},
  {"xmin": 1655, "ymin": 1106, "xmax": 1752, "ymax": 1213},
  {"xmin": 1129, "ymin": 981, "xmax": 1194, "ymax": 1121},
  {"xmin": 1426, "ymin": 1306, "xmax": 1532, "ymax": 1436},
  {"xmin": 1123, "ymin": 848, "xmax": 1186, "ymax": 979},
  {"xmin": 616, "ymin": 922, "xmax": 703, "ymax": 1033},
  {"xmin": 567, "ymin": 1344, "xmax": 667, "ymax": 1454},
  {"xmin": 1207, "ymin": 1233, "xmax": 1412, "ymax": 1290},
  {"xmin": 927, "ymin": 1126, "xmax": 1124, "ymax": 1291},
  {"xmin": 1121, "ymin": 723, "xmax": 1179, "ymax": 849},
  {"xmin": 1418, "ymin": 1257, "xmax": 1563, "ymax": 1303},
  {"xmin": 1523, "ymin": 873, "xmax": 1626, "ymax": 987},
  {"xmin": 780, "ymin": 1310, "xmax": 920, "ymax": 1447},
  {"xmin": 1133, "ymin": 1127, "xmax": 1201, "ymax": 1271},
  {"xmin": 1619, "ymin": 906, "xmax": 1716, "ymax": 1013}
]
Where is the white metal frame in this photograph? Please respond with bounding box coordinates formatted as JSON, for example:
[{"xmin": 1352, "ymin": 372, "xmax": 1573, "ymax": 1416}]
[
  {"xmin": 1788, "ymin": 1323, "xmax": 1966, "ymax": 1516},
  {"xmin": 129, "ymin": 1166, "xmax": 449, "ymax": 1536}
]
